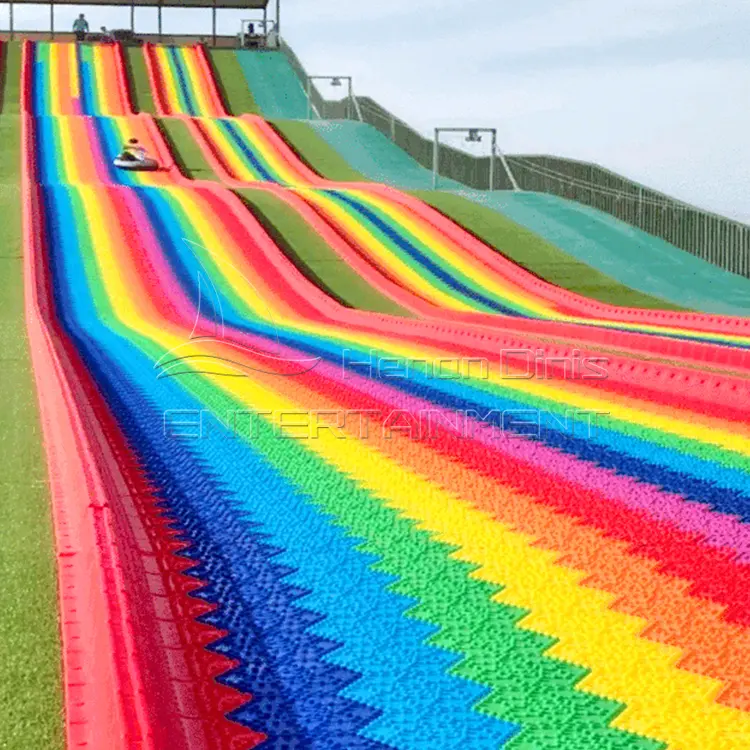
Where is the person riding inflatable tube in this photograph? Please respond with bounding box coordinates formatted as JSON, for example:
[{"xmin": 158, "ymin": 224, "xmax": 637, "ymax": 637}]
[{"xmin": 114, "ymin": 138, "xmax": 159, "ymax": 171}]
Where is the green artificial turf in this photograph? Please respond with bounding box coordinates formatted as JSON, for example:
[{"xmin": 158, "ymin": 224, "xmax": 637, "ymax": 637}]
[
  {"xmin": 236, "ymin": 189, "xmax": 411, "ymax": 316},
  {"xmin": 0, "ymin": 41, "xmax": 21, "ymax": 115},
  {"xmin": 124, "ymin": 46, "xmax": 155, "ymax": 114},
  {"xmin": 208, "ymin": 49, "xmax": 259, "ymax": 115},
  {"xmin": 413, "ymin": 190, "xmax": 686, "ymax": 311},
  {"xmin": 0, "ymin": 102, "xmax": 64, "ymax": 748},
  {"xmin": 157, "ymin": 118, "xmax": 219, "ymax": 182},
  {"xmin": 269, "ymin": 120, "xmax": 367, "ymax": 182}
]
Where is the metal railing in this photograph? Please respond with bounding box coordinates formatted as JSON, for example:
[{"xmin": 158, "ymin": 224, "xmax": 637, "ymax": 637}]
[{"xmin": 278, "ymin": 37, "xmax": 750, "ymax": 279}]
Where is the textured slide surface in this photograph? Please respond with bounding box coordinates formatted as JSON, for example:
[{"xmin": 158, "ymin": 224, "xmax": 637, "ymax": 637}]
[{"xmin": 235, "ymin": 49, "xmax": 309, "ymax": 119}]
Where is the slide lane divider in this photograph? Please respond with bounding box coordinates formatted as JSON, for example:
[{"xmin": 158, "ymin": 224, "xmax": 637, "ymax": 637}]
[
  {"xmin": 195, "ymin": 43, "xmax": 229, "ymax": 117},
  {"xmin": 143, "ymin": 43, "xmax": 170, "ymax": 115}
]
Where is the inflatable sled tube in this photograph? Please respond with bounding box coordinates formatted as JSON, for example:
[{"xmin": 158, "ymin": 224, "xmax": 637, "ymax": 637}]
[{"xmin": 114, "ymin": 157, "xmax": 159, "ymax": 171}]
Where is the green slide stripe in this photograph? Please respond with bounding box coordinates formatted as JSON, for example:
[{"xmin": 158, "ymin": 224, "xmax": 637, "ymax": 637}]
[
  {"xmin": 124, "ymin": 46, "xmax": 155, "ymax": 114},
  {"xmin": 270, "ymin": 119, "xmax": 367, "ymax": 182},
  {"xmin": 208, "ymin": 49, "xmax": 259, "ymax": 115},
  {"xmin": 236, "ymin": 189, "xmax": 411, "ymax": 316},
  {"xmin": 308, "ymin": 119, "xmax": 463, "ymax": 190},
  {"xmin": 157, "ymin": 118, "xmax": 220, "ymax": 182},
  {"xmin": 235, "ymin": 50, "xmax": 309, "ymax": 119}
]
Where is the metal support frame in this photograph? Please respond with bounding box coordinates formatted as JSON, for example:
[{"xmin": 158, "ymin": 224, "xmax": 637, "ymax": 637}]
[
  {"xmin": 276, "ymin": 0, "xmax": 280, "ymax": 35},
  {"xmin": 130, "ymin": 2, "xmax": 135, "ymax": 32},
  {"xmin": 50, "ymin": 0, "xmax": 54, "ymax": 39},
  {"xmin": 157, "ymin": 1, "xmax": 162, "ymax": 42},
  {"xmin": 9, "ymin": 1, "xmax": 13, "ymax": 40},
  {"xmin": 433, "ymin": 127, "xmax": 519, "ymax": 191},
  {"xmin": 306, "ymin": 75, "xmax": 356, "ymax": 121},
  {"xmin": 212, "ymin": 0, "xmax": 217, "ymax": 46}
]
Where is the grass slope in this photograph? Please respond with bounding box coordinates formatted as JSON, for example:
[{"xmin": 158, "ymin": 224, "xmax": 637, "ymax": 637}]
[
  {"xmin": 236, "ymin": 189, "xmax": 411, "ymax": 316},
  {"xmin": 124, "ymin": 46, "xmax": 155, "ymax": 114},
  {"xmin": 157, "ymin": 118, "xmax": 219, "ymax": 182},
  {"xmin": 413, "ymin": 191, "xmax": 685, "ymax": 310},
  {"xmin": 270, "ymin": 120, "xmax": 367, "ymax": 182},
  {"xmin": 0, "ymin": 41, "xmax": 64, "ymax": 750},
  {"xmin": 208, "ymin": 50, "xmax": 259, "ymax": 115}
]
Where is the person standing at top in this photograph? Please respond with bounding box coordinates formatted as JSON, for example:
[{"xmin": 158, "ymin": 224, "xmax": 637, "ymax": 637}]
[{"xmin": 73, "ymin": 13, "xmax": 89, "ymax": 42}]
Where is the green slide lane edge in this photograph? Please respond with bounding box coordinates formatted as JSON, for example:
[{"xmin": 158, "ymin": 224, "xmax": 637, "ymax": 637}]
[
  {"xmin": 0, "ymin": 40, "xmax": 64, "ymax": 750},
  {"xmin": 270, "ymin": 119, "xmax": 368, "ymax": 182},
  {"xmin": 124, "ymin": 46, "xmax": 155, "ymax": 114},
  {"xmin": 207, "ymin": 49, "xmax": 260, "ymax": 115},
  {"xmin": 235, "ymin": 189, "xmax": 412, "ymax": 317},
  {"xmin": 156, "ymin": 118, "xmax": 220, "ymax": 182}
]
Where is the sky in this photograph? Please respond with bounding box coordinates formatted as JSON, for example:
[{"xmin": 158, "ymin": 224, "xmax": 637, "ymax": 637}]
[{"xmin": 4, "ymin": 0, "xmax": 748, "ymax": 222}]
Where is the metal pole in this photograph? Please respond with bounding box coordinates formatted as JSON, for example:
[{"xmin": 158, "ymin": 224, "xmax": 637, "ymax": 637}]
[
  {"xmin": 306, "ymin": 78, "xmax": 312, "ymax": 120},
  {"xmin": 432, "ymin": 129, "xmax": 440, "ymax": 189},
  {"xmin": 158, "ymin": 3, "xmax": 162, "ymax": 42},
  {"xmin": 347, "ymin": 78, "xmax": 352, "ymax": 120},
  {"xmin": 9, "ymin": 2, "xmax": 13, "ymax": 40},
  {"xmin": 50, "ymin": 1, "xmax": 54, "ymax": 40},
  {"xmin": 276, "ymin": 0, "xmax": 281, "ymax": 35},
  {"xmin": 212, "ymin": 2, "xmax": 217, "ymax": 47},
  {"xmin": 131, "ymin": 3, "xmax": 135, "ymax": 32},
  {"xmin": 489, "ymin": 129, "xmax": 496, "ymax": 190},
  {"xmin": 497, "ymin": 146, "xmax": 520, "ymax": 191}
]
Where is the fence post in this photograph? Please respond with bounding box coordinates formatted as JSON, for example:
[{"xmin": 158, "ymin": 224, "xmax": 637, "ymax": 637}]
[
  {"xmin": 432, "ymin": 129, "xmax": 439, "ymax": 189},
  {"xmin": 489, "ymin": 130, "xmax": 496, "ymax": 191},
  {"xmin": 637, "ymin": 187, "xmax": 643, "ymax": 227}
]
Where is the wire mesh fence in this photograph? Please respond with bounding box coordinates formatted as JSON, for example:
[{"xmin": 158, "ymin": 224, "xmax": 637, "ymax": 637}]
[{"xmin": 278, "ymin": 38, "xmax": 750, "ymax": 279}]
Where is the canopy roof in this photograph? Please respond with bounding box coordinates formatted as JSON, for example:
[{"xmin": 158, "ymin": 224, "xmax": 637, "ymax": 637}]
[{"xmin": 8, "ymin": 0, "xmax": 268, "ymax": 8}]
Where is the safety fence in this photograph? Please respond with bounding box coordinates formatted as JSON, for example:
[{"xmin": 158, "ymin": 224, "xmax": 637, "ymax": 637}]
[{"xmin": 279, "ymin": 37, "xmax": 750, "ymax": 279}]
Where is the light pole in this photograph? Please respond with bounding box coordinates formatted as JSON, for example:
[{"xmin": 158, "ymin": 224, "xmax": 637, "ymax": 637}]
[
  {"xmin": 432, "ymin": 127, "xmax": 520, "ymax": 191},
  {"xmin": 306, "ymin": 75, "xmax": 355, "ymax": 121}
]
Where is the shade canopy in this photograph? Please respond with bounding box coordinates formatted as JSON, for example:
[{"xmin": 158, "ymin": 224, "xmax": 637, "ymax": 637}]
[{"xmin": 8, "ymin": 0, "xmax": 268, "ymax": 8}]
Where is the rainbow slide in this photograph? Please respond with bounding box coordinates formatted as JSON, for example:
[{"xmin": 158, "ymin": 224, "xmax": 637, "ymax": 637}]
[{"xmin": 19, "ymin": 39, "xmax": 750, "ymax": 750}]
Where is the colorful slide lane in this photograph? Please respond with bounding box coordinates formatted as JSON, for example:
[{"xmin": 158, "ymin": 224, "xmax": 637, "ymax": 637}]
[
  {"xmin": 22, "ymin": 40, "xmax": 750, "ymax": 749},
  {"xmin": 145, "ymin": 43, "xmax": 227, "ymax": 117},
  {"xmin": 134, "ymin": 48, "xmax": 750, "ymax": 350},
  {"xmin": 177, "ymin": 108, "xmax": 750, "ymax": 357}
]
